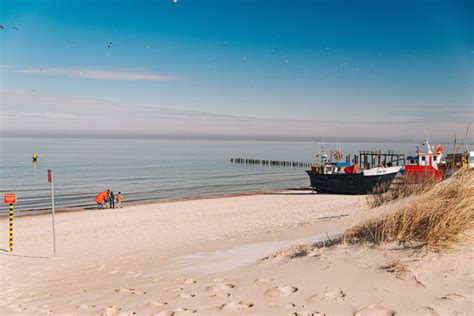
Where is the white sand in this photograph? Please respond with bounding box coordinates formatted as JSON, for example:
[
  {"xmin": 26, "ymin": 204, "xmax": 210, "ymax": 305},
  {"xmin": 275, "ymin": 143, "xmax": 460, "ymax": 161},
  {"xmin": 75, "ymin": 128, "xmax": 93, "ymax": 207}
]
[{"xmin": 0, "ymin": 191, "xmax": 472, "ymax": 315}]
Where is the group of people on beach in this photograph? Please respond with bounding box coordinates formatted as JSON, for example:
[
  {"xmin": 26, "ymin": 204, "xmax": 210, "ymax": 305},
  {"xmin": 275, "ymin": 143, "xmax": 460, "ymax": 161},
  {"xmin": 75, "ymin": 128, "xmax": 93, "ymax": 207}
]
[{"xmin": 95, "ymin": 190, "xmax": 123, "ymax": 209}]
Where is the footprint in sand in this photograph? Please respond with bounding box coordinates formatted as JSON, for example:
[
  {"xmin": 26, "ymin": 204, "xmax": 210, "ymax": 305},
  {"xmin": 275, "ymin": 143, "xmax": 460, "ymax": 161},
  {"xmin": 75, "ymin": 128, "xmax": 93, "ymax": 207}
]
[
  {"xmin": 213, "ymin": 277, "xmax": 226, "ymax": 282},
  {"xmin": 7, "ymin": 304, "xmax": 27, "ymax": 312},
  {"xmin": 110, "ymin": 268, "xmax": 120, "ymax": 274},
  {"xmin": 178, "ymin": 293, "xmax": 196, "ymax": 299},
  {"xmin": 217, "ymin": 301, "xmax": 254, "ymax": 311},
  {"xmin": 253, "ymin": 277, "xmax": 274, "ymax": 284},
  {"xmin": 461, "ymin": 272, "xmax": 474, "ymax": 282},
  {"xmin": 205, "ymin": 283, "xmax": 236, "ymax": 292},
  {"xmin": 149, "ymin": 301, "xmax": 168, "ymax": 307},
  {"xmin": 265, "ymin": 285, "xmax": 298, "ymax": 297},
  {"xmin": 268, "ymin": 302, "xmax": 295, "ymax": 308},
  {"xmin": 174, "ymin": 307, "xmax": 197, "ymax": 314},
  {"xmin": 441, "ymin": 293, "xmax": 467, "ymax": 302},
  {"xmin": 114, "ymin": 287, "xmax": 147, "ymax": 295},
  {"xmin": 38, "ymin": 308, "xmax": 54, "ymax": 314},
  {"xmin": 353, "ymin": 305, "xmax": 396, "ymax": 316},
  {"xmin": 76, "ymin": 304, "xmax": 93, "ymax": 310},
  {"xmin": 115, "ymin": 287, "xmax": 134, "ymax": 293},
  {"xmin": 101, "ymin": 306, "xmax": 119, "ymax": 316},
  {"xmin": 307, "ymin": 288, "xmax": 345, "ymax": 303},
  {"xmin": 153, "ymin": 311, "xmax": 175, "ymax": 316},
  {"xmin": 179, "ymin": 278, "xmax": 197, "ymax": 285},
  {"xmin": 209, "ymin": 292, "xmax": 231, "ymax": 298},
  {"xmin": 423, "ymin": 306, "xmax": 440, "ymax": 316},
  {"xmin": 127, "ymin": 271, "xmax": 143, "ymax": 278},
  {"xmin": 152, "ymin": 273, "xmax": 163, "ymax": 282}
]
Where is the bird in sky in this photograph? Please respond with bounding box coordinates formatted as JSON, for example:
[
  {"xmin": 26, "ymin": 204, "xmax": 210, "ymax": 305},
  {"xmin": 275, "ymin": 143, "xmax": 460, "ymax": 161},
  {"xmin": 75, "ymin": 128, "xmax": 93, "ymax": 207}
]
[
  {"xmin": 145, "ymin": 43, "xmax": 151, "ymax": 48},
  {"xmin": 107, "ymin": 42, "xmax": 113, "ymax": 48},
  {"xmin": 0, "ymin": 25, "xmax": 4, "ymax": 30},
  {"xmin": 12, "ymin": 26, "xmax": 18, "ymax": 30}
]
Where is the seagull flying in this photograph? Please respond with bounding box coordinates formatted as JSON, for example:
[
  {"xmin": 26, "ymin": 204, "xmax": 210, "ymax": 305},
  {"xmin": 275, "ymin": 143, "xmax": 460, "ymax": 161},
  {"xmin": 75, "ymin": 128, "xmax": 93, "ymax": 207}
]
[
  {"xmin": 145, "ymin": 43, "xmax": 151, "ymax": 48},
  {"xmin": 107, "ymin": 42, "xmax": 112, "ymax": 48},
  {"xmin": 12, "ymin": 26, "xmax": 18, "ymax": 30}
]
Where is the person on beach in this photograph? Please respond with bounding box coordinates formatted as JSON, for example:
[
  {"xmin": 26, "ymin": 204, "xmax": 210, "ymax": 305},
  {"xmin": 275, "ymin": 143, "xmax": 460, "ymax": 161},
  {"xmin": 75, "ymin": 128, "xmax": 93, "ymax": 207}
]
[
  {"xmin": 95, "ymin": 190, "xmax": 109, "ymax": 209},
  {"xmin": 116, "ymin": 192, "xmax": 123, "ymax": 208},
  {"xmin": 109, "ymin": 191, "xmax": 115, "ymax": 209}
]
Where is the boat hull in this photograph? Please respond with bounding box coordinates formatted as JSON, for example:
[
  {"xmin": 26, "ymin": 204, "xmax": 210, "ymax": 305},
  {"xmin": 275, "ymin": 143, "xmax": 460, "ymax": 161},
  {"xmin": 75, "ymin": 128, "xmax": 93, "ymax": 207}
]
[
  {"xmin": 306, "ymin": 170, "xmax": 399, "ymax": 195},
  {"xmin": 404, "ymin": 165, "xmax": 441, "ymax": 182}
]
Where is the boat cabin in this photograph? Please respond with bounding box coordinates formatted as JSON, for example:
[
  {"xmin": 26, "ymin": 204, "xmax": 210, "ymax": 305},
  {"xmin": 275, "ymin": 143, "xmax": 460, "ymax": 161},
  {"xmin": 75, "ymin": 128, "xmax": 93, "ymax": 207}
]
[
  {"xmin": 310, "ymin": 162, "xmax": 352, "ymax": 174},
  {"xmin": 404, "ymin": 142, "xmax": 444, "ymax": 181},
  {"xmin": 406, "ymin": 152, "xmax": 442, "ymax": 169}
]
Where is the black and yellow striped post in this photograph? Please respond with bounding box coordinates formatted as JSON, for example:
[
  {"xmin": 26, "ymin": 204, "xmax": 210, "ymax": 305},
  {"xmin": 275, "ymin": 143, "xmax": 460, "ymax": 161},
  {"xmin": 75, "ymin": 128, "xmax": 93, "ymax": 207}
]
[{"xmin": 9, "ymin": 204, "xmax": 13, "ymax": 252}]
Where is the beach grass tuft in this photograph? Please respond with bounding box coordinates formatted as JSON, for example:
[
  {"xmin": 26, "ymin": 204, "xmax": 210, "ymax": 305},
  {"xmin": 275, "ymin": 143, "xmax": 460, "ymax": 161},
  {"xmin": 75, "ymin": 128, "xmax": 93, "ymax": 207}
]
[
  {"xmin": 343, "ymin": 170, "xmax": 474, "ymax": 250},
  {"xmin": 367, "ymin": 175, "xmax": 437, "ymax": 208}
]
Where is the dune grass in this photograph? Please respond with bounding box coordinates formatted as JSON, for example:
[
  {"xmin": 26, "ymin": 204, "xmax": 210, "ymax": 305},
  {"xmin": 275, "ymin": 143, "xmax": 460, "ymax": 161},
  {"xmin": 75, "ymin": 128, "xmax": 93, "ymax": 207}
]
[
  {"xmin": 343, "ymin": 170, "xmax": 474, "ymax": 250},
  {"xmin": 367, "ymin": 175, "xmax": 436, "ymax": 208}
]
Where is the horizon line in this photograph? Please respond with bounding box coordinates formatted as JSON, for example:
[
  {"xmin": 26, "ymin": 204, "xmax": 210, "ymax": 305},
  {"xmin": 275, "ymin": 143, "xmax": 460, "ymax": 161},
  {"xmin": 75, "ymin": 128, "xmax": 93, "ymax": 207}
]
[{"xmin": 1, "ymin": 131, "xmax": 466, "ymax": 145}]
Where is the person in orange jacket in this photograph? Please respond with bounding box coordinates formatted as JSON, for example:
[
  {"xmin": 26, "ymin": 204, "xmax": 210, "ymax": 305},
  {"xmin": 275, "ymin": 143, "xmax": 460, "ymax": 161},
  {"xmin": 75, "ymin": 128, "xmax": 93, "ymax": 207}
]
[{"xmin": 95, "ymin": 190, "xmax": 110, "ymax": 209}]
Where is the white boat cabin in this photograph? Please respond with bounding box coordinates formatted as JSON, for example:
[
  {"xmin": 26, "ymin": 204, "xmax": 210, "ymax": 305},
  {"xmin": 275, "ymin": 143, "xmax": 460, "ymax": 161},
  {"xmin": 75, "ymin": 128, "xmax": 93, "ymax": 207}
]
[{"xmin": 406, "ymin": 141, "xmax": 443, "ymax": 170}]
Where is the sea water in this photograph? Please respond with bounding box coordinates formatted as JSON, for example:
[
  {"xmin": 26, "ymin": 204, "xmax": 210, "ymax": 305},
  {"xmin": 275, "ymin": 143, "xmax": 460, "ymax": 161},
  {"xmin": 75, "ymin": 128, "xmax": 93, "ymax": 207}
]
[{"xmin": 0, "ymin": 138, "xmax": 448, "ymax": 212}]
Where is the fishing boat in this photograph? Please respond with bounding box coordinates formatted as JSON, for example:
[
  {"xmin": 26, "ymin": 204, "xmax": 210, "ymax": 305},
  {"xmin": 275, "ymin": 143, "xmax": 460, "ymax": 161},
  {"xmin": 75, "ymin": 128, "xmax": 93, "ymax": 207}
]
[
  {"xmin": 306, "ymin": 146, "xmax": 401, "ymax": 195},
  {"xmin": 404, "ymin": 141, "xmax": 444, "ymax": 182},
  {"xmin": 306, "ymin": 165, "xmax": 401, "ymax": 195}
]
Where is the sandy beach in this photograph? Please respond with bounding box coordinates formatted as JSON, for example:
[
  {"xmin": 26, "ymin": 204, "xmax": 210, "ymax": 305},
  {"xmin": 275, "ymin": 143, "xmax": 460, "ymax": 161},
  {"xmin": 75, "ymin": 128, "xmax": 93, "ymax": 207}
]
[
  {"xmin": 2, "ymin": 0, "xmax": 473, "ymax": 314},
  {"xmin": 1, "ymin": 189, "xmax": 472, "ymax": 316}
]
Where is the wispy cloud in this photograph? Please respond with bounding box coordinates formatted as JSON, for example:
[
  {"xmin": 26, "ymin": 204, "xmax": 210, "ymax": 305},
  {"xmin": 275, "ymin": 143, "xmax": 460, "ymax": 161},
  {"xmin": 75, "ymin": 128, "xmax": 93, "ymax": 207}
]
[
  {"xmin": 13, "ymin": 67, "xmax": 176, "ymax": 81},
  {"xmin": 389, "ymin": 109, "xmax": 473, "ymax": 123},
  {"xmin": 1, "ymin": 89, "xmax": 471, "ymax": 143},
  {"xmin": 1, "ymin": 111, "xmax": 79, "ymax": 120}
]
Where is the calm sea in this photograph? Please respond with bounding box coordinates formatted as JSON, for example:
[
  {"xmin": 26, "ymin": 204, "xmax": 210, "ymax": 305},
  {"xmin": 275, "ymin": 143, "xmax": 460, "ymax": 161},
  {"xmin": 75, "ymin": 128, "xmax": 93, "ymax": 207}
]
[{"xmin": 0, "ymin": 138, "xmax": 452, "ymax": 212}]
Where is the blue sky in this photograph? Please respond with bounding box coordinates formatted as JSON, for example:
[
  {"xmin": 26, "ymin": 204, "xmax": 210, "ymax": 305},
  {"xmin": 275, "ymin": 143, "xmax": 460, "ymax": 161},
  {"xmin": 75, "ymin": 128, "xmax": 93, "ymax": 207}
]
[{"xmin": 1, "ymin": 0, "xmax": 473, "ymax": 141}]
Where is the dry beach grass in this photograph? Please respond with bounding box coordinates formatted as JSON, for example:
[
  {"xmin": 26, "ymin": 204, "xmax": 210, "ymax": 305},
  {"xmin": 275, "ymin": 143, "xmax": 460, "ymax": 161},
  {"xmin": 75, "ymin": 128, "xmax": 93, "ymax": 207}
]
[
  {"xmin": 266, "ymin": 170, "xmax": 474, "ymax": 261},
  {"xmin": 367, "ymin": 175, "xmax": 437, "ymax": 208},
  {"xmin": 343, "ymin": 170, "xmax": 474, "ymax": 250}
]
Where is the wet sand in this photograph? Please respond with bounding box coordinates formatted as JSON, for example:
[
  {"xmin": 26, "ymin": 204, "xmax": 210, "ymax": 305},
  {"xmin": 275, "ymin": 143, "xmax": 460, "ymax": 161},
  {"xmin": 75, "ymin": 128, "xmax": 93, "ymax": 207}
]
[{"xmin": 0, "ymin": 189, "xmax": 304, "ymax": 218}]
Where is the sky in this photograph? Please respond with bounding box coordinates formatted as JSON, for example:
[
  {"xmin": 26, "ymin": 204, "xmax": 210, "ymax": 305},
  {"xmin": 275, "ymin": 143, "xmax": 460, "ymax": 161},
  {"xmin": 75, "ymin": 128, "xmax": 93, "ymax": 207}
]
[{"xmin": 0, "ymin": 0, "xmax": 473, "ymax": 142}]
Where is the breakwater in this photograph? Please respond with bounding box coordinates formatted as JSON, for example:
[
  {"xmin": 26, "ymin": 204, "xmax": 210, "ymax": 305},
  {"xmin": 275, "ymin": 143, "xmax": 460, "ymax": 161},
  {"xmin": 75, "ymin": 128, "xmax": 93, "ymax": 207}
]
[{"xmin": 231, "ymin": 158, "xmax": 312, "ymax": 168}]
